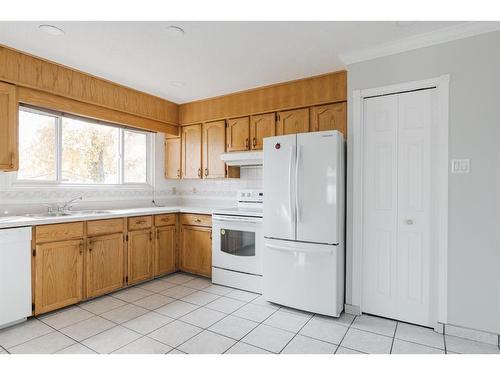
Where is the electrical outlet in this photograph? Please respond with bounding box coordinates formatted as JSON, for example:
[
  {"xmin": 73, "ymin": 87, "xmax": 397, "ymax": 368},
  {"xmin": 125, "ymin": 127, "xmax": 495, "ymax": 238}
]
[{"xmin": 451, "ymin": 159, "xmax": 470, "ymax": 174}]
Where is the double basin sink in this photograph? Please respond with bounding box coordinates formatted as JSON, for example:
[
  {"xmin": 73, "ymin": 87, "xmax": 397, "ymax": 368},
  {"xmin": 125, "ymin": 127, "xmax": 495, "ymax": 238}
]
[{"xmin": 24, "ymin": 210, "xmax": 113, "ymax": 218}]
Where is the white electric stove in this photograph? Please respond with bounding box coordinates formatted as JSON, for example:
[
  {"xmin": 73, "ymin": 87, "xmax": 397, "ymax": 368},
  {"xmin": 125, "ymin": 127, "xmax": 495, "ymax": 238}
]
[{"xmin": 212, "ymin": 189, "xmax": 263, "ymax": 293}]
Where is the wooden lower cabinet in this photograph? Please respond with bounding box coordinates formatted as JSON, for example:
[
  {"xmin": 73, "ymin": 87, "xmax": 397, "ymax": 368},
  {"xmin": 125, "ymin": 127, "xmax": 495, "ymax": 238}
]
[
  {"xmin": 179, "ymin": 225, "xmax": 212, "ymax": 277},
  {"xmin": 34, "ymin": 239, "xmax": 84, "ymax": 315},
  {"xmin": 32, "ymin": 212, "xmax": 212, "ymax": 315},
  {"xmin": 155, "ymin": 225, "xmax": 177, "ymax": 276},
  {"xmin": 127, "ymin": 229, "xmax": 153, "ymax": 284},
  {"xmin": 86, "ymin": 233, "xmax": 124, "ymax": 298}
]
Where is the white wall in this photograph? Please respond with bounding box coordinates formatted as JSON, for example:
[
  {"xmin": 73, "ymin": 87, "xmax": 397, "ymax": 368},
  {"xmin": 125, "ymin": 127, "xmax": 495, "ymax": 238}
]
[{"xmin": 346, "ymin": 31, "xmax": 500, "ymax": 333}]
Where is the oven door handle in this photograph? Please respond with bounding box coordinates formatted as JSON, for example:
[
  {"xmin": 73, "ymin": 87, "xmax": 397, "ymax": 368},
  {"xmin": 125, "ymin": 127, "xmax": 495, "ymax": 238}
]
[{"xmin": 213, "ymin": 216, "xmax": 262, "ymax": 224}]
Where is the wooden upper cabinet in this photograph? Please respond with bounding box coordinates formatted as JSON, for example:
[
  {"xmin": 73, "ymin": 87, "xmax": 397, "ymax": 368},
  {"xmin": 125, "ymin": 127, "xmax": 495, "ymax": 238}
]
[
  {"xmin": 165, "ymin": 137, "xmax": 181, "ymax": 179},
  {"xmin": 127, "ymin": 229, "xmax": 153, "ymax": 284},
  {"xmin": 310, "ymin": 102, "xmax": 347, "ymax": 135},
  {"xmin": 181, "ymin": 124, "xmax": 202, "ymax": 179},
  {"xmin": 34, "ymin": 239, "xmax": 83, "ymax": 315},
  {"xmin": 86, "ymin": 233, "xmax": 124, "ymax": 298},
  {"xmin": 250, "ymin": 113, "xmax": 276, "ymax": 150},
  {"xmin": 0, "ymin": 82, "xmax": 18, "ymax": 171},
  {"xmin": 226, "ymin": 116, "xmax": 250, "ymax": 152},
  {"xmin": 155, "ymin": 225, "xmax": 177, "ymax": 277},
  {"xmin": 202, "ymin": 120, "xmax": 226, "ymax": 178},
  {"xmin": 277, "ymin": 108, "xmax": 310, "ymax": 135}
]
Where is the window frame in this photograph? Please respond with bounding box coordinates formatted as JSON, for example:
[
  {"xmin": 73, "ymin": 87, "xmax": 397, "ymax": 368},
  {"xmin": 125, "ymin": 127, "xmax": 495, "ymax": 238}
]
[{"xmin": 15, "ymin": 105, "xmax": 154, "ymax": 188}]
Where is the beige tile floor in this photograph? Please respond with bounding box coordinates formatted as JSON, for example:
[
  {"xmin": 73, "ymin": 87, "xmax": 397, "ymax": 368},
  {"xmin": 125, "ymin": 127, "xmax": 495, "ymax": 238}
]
[{"xmin": 0, "ymin": 272, "xmax": 499, "ymax": 354}]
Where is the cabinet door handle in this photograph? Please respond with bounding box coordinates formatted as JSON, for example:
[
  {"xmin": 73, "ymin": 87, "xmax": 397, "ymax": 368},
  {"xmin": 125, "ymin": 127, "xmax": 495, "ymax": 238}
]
[
  {"xmin": 136, "ymin": 220, "xmax": 146, "ymax": 224},
  {"xmin": 194, "ymin": 219, "xmax": 201, "ymax": 223},
  {"xmin": 198, "ymin": 168, "xmax": 202, "ymax": 177},
  {"xmin": 245, "ymin": 138, "xmax": 249, "ymax": 149},
  {"xmin": 204, "ymin": 168, "xmax": 208, "ymax": 177},
  {"xmin": 252, "ymin": 137, "xmax": 256, "ymax": 148},
  {"xmin": 79, "ymin": 241, "xmax": 84, "ymax": 255},
  {"xmin": 177, "ymin": 169, "xmax": 181, "ymax": 178},
  {"xmin": 149, "ymin": 231, "xmax": 153, "ymax": 241}
]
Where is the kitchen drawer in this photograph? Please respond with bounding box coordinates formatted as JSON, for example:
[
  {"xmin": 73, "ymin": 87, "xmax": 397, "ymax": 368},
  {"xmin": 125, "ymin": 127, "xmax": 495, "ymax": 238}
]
[
  {"xmin": 87, "ymin": 218, "xmax": 124, "ymax": 236},
  {"xmin": 154, "ymin": 214, "xmax": 177, "ymax": 227},
  {"xmin": 180, "ymin": 213, "xmax": 212, "ymax": 227},
  {"xmin": 128, "ymin": 216, "xmax": 152, "ymax": 231},
  {"xmin": 35, "ymin": 222, "xmax": 84, "ymax": 243}
]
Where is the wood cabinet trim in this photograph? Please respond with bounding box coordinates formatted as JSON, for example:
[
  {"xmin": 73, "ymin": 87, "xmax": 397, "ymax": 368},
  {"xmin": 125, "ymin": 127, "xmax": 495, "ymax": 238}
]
[
  {"xmin": 18, "ymin": 87, "xmax": 179, "ymax": 135},
  {"xmin": 179, "ymin": 70, "xmax": 346, "ymax": 124},
  {"xmin": 0, "ymin": 44, "xmax": 179, "ymax": 126}
]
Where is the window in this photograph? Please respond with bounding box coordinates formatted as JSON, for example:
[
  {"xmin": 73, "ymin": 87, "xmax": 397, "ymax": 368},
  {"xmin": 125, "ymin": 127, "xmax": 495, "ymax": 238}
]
[{"xmin": 17, "ymin": 106, "xmax": 152, "ymax": 185}]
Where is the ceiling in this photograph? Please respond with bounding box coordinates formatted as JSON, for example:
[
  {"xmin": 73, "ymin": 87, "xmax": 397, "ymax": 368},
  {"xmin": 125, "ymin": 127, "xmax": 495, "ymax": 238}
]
[{"xmin": 0, "ymin": 21, "xmax": 470, "ymax": 103}]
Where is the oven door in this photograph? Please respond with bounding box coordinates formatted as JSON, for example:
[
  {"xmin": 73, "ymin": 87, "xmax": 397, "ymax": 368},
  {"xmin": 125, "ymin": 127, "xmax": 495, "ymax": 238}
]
[{"xmin": 212, "ymin": 215, "xmax": 263, "ymax": 276}]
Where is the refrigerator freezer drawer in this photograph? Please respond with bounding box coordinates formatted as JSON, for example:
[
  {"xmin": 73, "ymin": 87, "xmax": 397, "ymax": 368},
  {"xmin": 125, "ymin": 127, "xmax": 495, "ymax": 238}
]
[{"xmin": 263, "ymin": 238, "xmax": 345, "ymax": 317}]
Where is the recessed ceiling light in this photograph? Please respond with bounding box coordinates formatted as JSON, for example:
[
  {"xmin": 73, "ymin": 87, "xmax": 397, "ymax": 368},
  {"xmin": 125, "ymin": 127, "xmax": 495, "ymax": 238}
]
[
  {"xmin": 170, "ymin": 81, "xmax": 186, "ymax": 88},
  {"xmin": 38, "ymin": 24, "xmax": 65, "ymax": 36},
  {"xmin": 165, "ymin": 25, "xmax": 185, "ymax": 37}
]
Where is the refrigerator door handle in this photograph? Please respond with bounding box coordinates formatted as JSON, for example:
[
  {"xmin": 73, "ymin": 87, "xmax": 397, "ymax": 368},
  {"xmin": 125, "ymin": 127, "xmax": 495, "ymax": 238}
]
[
  {"xmin": 295, "ymin": 144, "xmax": 301, "ymax": 222},
  {"xmin": 288, "ymin": 147, "xmax": 295, "ymax": 224},
  {"xmin": 266, "ymin": 243, "xmax": 333, "ymax": 254}
]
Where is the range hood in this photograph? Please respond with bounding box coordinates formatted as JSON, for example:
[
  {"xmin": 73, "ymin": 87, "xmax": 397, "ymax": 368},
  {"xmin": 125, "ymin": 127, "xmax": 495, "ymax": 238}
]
[{"xmin": 220, "ymin": 151, "xmax": 263, "ymax": 166}]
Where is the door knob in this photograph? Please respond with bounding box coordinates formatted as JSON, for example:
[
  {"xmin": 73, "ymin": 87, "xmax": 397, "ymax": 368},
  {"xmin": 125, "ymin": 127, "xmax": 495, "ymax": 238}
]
[{"xmin": 405, "ymin": 219, "xmax": 414, "ymax": 225}]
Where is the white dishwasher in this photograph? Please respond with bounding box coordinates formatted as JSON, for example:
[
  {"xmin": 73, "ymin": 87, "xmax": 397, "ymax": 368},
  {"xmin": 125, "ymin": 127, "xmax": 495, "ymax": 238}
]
[{"xmin": 0, "ymin": 227, "xmax": 32, "ymax": 329}]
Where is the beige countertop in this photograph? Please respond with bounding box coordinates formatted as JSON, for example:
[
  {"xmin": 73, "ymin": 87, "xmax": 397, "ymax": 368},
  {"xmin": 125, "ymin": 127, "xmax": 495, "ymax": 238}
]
[{"xmin": 0, "ymin": 205, "xmax": 217, "ymax": 230}]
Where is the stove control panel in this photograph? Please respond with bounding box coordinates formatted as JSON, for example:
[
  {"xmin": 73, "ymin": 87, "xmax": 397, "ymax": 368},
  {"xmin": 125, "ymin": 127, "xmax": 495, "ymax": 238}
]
[{"xmin": 237, "ymin": 189, "xmax": 263, "ymax": 203}]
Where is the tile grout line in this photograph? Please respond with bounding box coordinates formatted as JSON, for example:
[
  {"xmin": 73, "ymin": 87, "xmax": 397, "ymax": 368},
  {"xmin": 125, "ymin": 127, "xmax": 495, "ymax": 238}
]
[
  {"xmin": 278, "ymin": 311, "xmax": 316, "ymax": 354},
  {"xmin": 334, "ymin": 314, "xmax": 357, "ymax": 354},
  {"xmin": 221, "ymin": 295, "xmax": 280, "ymax": 354},
  {"xmin": 36, "ymin": 318, "xmax": 99, "ymax": 354},
  {"xmin": 175, "ymin": 292, "xmax": 264, "ymax": 353},
  {"xmin": 389, "ymin": 322, "xmax": 398, "ymax": 354},
  {"xmin": 32, "ymin": 274, "xmax": 213, "ymax": 353},
  {"xmin": 108, "ymin": 274, "xmax": 261, "ymax": 353}
]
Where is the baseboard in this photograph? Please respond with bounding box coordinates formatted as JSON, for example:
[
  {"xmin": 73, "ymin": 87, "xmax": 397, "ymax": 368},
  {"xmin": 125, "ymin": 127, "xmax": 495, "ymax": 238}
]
[
  {"xmin": 344, "ymin": 303, "xmax": 361, "ymax": 316},
  {"xmin": 445, "ymin": 323, "xmax": 499, "ymax": 346}
]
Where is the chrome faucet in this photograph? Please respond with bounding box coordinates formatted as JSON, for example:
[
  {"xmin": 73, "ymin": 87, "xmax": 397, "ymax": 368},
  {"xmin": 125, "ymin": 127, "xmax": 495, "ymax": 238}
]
[{"xmin": 60, "ymin": 195, "xmax": 83, "ymax": 211}]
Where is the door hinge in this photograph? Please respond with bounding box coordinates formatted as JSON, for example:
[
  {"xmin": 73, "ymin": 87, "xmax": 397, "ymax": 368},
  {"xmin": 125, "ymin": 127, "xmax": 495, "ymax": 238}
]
[
  {"xmin": 125, "ymin": 276, "xmax": 129, "ymax": 283},
  {"xmin": 32, "ymin": 249, "xmax": 36, "ymax": 257},
  {"xmin": 125, "ymin": 234, "xmax": 129, "ymax": 242}
]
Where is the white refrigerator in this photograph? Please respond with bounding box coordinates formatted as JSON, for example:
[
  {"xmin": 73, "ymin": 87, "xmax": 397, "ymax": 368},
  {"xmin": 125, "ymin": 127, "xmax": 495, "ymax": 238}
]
[{"xmin": 263, "ymin": 130, "xmax": 345, "ymax": 317}]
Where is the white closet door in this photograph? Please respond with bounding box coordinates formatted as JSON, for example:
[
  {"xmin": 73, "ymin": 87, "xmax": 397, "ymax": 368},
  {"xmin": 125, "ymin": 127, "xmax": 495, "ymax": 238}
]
[
  {"xmin": 362, "ymin": 95, "xmax": 399, "ymax": 319},
  {"xmin": 395, "ymin": 90, "xmax": 432, "ymax": 326},
  {"xmin": 362, "ymin": 89, "xmax": 433, "ymax": 327}
]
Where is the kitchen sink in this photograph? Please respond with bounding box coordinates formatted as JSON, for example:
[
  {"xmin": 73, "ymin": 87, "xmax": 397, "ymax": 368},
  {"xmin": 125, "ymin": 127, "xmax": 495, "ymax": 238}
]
[
  {"xmin": 24, "ymin": 210, "xmax": 113, "ymax": 218},
  {"xmin": 70, "ymin": 210, "xmax": 113, "ymax": 215},
  {"xmin": 24, "ymin": 212, "xmax": 74, "ymax": 218}
]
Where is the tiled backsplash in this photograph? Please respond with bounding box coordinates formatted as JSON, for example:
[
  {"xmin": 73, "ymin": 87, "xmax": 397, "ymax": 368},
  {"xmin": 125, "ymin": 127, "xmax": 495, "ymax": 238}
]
[{"xmin": 0, "ymin": 166, "xmax": 263, "ymax": 215}]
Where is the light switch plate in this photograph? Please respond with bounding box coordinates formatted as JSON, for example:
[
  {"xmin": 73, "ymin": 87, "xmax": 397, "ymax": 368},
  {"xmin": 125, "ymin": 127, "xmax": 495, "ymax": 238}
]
[{"xmin": 451, "ymin": 159, "xmax": 470, "ymax": 174}]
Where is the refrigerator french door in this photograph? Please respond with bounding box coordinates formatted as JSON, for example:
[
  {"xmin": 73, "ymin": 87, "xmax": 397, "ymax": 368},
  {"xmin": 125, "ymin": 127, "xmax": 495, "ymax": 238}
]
[{"xmin": 263, "ymin": 131, "xmax": 345, "ymax": 317}]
